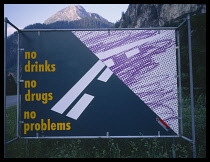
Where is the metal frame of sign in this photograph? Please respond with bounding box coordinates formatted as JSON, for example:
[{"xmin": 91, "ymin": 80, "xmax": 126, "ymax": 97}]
[{"xmin": 4, "ymin": 14, "xmax": 196, "ymax": 158}]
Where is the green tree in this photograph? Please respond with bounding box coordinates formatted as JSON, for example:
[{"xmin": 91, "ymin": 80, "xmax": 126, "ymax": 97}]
[{"xmin": 6, "ymin": 73, "xmax": 17, "ymax": 95}]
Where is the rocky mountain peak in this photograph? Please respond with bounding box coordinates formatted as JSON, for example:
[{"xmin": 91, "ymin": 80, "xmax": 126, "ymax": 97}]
[
  {"xmin": 44, "ymin": 5, "xmax": 110, "ymax": 25},
  {"xmin": 118, "ymin": 4, "xmax": 206, "ymax": 28}
]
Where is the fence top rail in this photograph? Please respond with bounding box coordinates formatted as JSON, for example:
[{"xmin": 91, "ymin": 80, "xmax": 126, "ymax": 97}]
[
  {"xmin": 5, "ymin": 17, "xmax": 183, "ymax": 33},
  {"xmin": 19, "ymin": 27, "xmax": 178, "ymax": 32}
]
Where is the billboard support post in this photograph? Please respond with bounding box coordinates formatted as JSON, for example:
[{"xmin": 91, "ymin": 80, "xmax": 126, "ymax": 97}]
[
  {"xmin": 187, "ymin": 14, "xmax": 196, "ymax": 158},
  {"xmin": 17, "ymin": 31, "xmax": 20, "ymax": 138},
  {"xmin": 4, "ymin": 17, "xmax": 21, "ymax": 158},
  {"xmin": 172, "ymin": 137, "xmax": 176, "ymax": 158},
  {"xmin": 176, "ymin": 30, "xmax": 183, "ymax": 135},
  {"xmin": 4, "ymin": 17, "xmax": 8, "ymax": 159}
]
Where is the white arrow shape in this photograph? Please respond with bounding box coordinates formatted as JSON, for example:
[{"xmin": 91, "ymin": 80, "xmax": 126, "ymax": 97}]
[{"xmin": 51, "ymin": 60, "xmax": 105, "ymax": 114}]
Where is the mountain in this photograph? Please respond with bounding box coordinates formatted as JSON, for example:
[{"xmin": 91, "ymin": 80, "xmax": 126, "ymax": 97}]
[
  {"xmin": 117, "ymin": 4, "xmax": 206, "ymax": 28},
  {"xmin": 44, "ymin": 5, "xmax": 89, "ymax": 24},
  {"xmin": 44, "ymin": 5, "xmax": 112, "ymax": 25},
  {"xmin": 88, "ymin": 12, "xmax": 109, "ymax": 23}
]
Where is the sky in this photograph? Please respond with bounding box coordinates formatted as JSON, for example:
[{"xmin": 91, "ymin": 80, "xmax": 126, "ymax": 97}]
[{"xmin": 4, "ymin": 4, "xmax": 129, "ymax": 36}]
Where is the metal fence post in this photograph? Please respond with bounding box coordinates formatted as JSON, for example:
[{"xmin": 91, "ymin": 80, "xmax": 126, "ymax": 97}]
[
  {"xmin": 176, "ymin": 30, "xmax": 183, "ymax": 135},
  {"xmin": 172, "ymin": 137, "xmax": 176, "ymax": 158},
  {"xmin": 4, "ymin": 17, "xmax": 8, "ymax": 159},
  {"xmin": 17, "ymin": 31, "xmax": 20, "ymax": 138},
  {"xmin": 187, "ymin": 14, "xmax": 196, "ymax": 158}
]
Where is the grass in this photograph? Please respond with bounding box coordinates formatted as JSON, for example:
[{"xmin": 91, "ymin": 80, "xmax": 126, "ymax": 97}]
[{"xmin": 5, "ymin": 94, "xmax": 206, "ymax": 158}]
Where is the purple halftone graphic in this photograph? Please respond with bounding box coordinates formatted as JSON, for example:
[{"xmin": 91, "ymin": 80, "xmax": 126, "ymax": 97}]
[{"xmin": 73, "ymin": 30, "xmax": 179, "ymax": 134}]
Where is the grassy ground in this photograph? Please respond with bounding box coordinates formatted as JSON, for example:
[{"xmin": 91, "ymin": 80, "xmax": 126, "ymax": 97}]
[{"xmin": 5, "ymin": 94, "xmax": 206, "ymax": 158}]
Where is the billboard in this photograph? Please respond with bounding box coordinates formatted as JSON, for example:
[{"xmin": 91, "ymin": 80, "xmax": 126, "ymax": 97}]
[{"xmin": 19, "ymin": 29, "xmax": 178, "ymax": 138}]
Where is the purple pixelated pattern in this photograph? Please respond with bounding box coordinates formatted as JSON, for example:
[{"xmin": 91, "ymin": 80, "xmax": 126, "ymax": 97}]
[{"xmin": 73, "ymin": 30, "xmax": 178, "ymax": 134}]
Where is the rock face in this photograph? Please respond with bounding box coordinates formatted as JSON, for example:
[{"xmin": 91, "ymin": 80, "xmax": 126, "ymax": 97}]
[
  {"xmin": 119, "ymin": 4, "xmax": 206, "ymax": 28},
  {"xmin": 44, "ymin": 5, "xmax": 110, "ymax": 24}
]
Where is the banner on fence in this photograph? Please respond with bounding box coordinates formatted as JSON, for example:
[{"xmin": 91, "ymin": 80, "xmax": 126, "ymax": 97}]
[{"xmin": 20, "ymin": 30, "xmax": 178, "ymax": 137}]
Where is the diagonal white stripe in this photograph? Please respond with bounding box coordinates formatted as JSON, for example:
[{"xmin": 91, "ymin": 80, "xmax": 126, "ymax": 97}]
[
  {"xmin": 96, "ymin": 31, "xmax": 169, "ymax": 60},
  {"xmin": 51, "ymin": 60, "xmax": 105, "ymax": 114},
  {"xmin": 66, "ymin": 93, "xmax": 94, "ymax": 120},
  {"xmin": 103, "ymin": 59, "xmax": 115, "ymax": 67},
  {"xmin": 97, "ymin": 67, "xmax": 113, "ymax": 82},
  {"xmin": 125, "ymin": 48, "xmax": 139, "ymax": 58}
]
